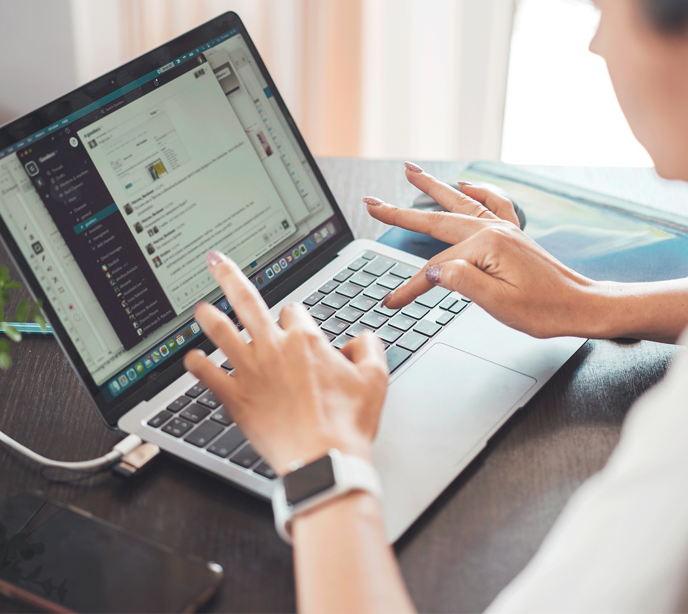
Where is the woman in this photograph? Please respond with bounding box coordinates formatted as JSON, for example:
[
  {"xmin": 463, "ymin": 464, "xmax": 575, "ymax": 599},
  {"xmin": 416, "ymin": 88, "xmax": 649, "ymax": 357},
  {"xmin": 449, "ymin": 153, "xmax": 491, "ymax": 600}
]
[{"xmin": 186, "ymin": 0, "xmax": 688, "ymax": 611}]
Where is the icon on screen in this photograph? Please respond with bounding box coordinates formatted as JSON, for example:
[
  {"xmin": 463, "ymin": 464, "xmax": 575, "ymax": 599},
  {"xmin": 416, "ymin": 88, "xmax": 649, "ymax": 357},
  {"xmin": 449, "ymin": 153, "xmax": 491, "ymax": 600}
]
[
  {"xmin": 272, "ymin": 264, "xmax": 281, "ymax": 274},
  {"xmin": 175, "ymin": 334, "xmax": 185, "ymax": 346},
  {"xmin": 299, "ymin": 244, "xmax": 307, "ymax": 254},
  {"xmin": 135, "ymin": 362, "xmax": 145, "ymax": 374},
  {"xmin": 109, "ymin": 380, "xmax": 121, "ymax": 394},
  {"xmin": 190, "ymin": 322, "xmax": 201, "ymax": 335},
  {"xmin": 286, "ymin": 254, "xmax": 294, "ymax": 264},
  {"xmin": 266, "ymin": 267, "xmax": 274, "ymax": 279},
  {"xmin": 126, "ymin": 368, "xmax": 137, "ymax": 381},
  {"xmin": 167, "ymin": 339, "xmax": 176, "ymax": 351},
  {"xmin": 144, "ymin": 356, "xmax": 153, "ymax": 369},
  {"xmin": 293, "ymin": 249, "xmax": 300, "ymax": 259},
  {"xmin": 220, "ymin": 300, "xmax": 229, "ymax": 311},
  {"xmin": 160, "ymin": 345, "xmax": 169, "ymax": 357},
  {"xmin": 118, "ymin": 374, "xmax": 129, "ymax": 387},
  {"xmin": 183, "ymin": 328, "xmax": 192, "ymax": 340},
  {"xmin": 279, "ymin": 258, "xmax": 287, "ymax": 270},
  {"xmin": 152, "ymin": 350, "xmax": 161, "ymax": 363},
  {"xmin": 24, "ymin": 161, "xmax": 39, "ymax": 177}
]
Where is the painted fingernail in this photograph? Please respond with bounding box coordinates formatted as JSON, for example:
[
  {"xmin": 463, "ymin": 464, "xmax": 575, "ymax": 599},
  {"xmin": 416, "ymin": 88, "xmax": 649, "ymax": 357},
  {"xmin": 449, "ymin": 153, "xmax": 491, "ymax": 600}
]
[
  {"xmin": 404, "ymin": 161, "xmax": 423, "ymax": 173},
  {"xmin": 426, "ymin": 265, "xmax": 443, "ymax": 285},
  {"xmin": 207, "ymin": 250, "xmax": 226, "ymax": 267},
  {"xmin": 363, "ymin": 196, "xmax": 384, "ymax": 206},
  {"xmin": 381, "ymin": 292, "xmax": 392, "ymax": 307}
]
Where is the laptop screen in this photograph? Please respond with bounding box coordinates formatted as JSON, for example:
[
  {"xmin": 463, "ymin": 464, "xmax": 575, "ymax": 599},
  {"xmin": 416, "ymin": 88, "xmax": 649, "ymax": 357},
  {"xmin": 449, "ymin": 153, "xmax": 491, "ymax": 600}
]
[{"xmin": 0, "ymin": 22, "xmax": 345, "ymax": 405}]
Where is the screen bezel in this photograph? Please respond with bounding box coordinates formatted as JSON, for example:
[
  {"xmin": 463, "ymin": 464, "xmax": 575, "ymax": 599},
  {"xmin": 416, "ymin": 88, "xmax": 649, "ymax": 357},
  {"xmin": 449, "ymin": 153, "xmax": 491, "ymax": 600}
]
[{"xmin": 0, "ymin": 11, "xmax": 354, "ymax": 427}]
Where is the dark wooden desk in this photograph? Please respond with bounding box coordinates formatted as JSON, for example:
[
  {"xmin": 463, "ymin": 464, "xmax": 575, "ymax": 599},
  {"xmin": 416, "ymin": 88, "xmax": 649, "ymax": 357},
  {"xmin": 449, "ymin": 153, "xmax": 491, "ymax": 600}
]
[{"xmin": 0, "ymin": 159, "xmax": 679, "ymax": 613}]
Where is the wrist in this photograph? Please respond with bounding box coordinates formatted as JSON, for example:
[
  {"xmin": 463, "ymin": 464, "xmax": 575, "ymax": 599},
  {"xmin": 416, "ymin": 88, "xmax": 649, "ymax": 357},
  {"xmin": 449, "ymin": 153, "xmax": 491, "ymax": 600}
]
[
  {"xmin": 581, "ymin": 280, "xmax": 622, "ymax": 339},
  {"xmin": 271, "ymin": 436, "xmax": 373, "ymax": 477}
]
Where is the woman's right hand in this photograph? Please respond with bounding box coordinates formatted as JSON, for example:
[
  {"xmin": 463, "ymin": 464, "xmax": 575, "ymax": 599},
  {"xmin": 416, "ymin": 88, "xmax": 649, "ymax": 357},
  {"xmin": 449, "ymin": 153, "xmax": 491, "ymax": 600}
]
[{"xmin": 365, "ymin": 163, "xmax": 608, "ymax": 340}]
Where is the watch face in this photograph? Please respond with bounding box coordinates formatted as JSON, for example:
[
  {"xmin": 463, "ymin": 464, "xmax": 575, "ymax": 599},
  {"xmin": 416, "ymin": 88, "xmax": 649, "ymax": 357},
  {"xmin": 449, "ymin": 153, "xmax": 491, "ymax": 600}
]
[{"xmin": 284, "ymin": 454, "xmax": 336, "ymax": 506}]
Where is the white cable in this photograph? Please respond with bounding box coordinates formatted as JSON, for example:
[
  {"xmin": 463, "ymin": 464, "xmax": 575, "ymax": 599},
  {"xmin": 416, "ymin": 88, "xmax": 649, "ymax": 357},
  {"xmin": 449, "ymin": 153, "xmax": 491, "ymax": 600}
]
[{"xmin": 0, "ymin": 430, "xmax": 143, "ymax": 472}]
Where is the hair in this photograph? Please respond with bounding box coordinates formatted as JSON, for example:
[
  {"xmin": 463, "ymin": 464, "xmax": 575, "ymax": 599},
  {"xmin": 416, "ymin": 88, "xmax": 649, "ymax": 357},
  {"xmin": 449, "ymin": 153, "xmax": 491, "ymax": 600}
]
[{"xmin": 637, "ymin": 0, "xmax": 688, "ymax": 33}]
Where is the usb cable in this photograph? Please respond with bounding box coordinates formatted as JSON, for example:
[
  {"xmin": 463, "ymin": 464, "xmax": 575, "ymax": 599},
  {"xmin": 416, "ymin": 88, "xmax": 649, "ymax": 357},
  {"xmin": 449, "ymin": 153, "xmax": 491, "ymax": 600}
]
[{"xmin": 0, "ymin": 430, "xmax": 157, "ymax": 477}]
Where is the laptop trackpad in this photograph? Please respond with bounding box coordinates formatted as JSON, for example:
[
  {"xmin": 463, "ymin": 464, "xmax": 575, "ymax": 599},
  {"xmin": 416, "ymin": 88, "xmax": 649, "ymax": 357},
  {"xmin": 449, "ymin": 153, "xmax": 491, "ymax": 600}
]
[{"xmin": 374, "ymin": 343, "xmax": 536, "ymax": 539}]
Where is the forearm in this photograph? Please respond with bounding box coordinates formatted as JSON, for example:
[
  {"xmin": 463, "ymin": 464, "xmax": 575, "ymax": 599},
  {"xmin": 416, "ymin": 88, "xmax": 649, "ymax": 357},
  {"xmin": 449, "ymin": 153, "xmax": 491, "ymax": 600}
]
[
  {"xmin": 292, "ymin": 492, "xmax": 415, "ymax": 614},
  {"xmin": 585, "ymin": 279, "xmax": 688, "ymax": 343}
]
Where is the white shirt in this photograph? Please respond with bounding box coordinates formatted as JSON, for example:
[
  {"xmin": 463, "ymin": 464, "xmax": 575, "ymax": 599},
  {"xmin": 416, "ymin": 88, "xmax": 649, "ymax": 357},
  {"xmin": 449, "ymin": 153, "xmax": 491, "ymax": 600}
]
[{"xmin": 487, "ymin": 334, "xmax": 688, "ymax": 613}]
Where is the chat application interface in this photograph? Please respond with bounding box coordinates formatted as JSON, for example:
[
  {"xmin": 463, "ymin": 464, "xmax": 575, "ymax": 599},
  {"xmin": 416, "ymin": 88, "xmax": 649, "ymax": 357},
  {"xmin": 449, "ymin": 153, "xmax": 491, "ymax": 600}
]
[{"xmin": 0, "ymin": 27, "xmax": 339, "ymax": 392}]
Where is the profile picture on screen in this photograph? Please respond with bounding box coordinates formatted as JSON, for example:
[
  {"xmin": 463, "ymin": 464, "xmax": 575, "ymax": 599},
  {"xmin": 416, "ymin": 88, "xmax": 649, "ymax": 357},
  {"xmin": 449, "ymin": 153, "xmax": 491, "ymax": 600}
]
[
  {"xmin": 134, "ymin": 222, "xmax": 143, "ymax": 234},
  {"xmin": 124, "ymin": 203, "xmax": 133, "ymax": 215},
  {"xmin": 146, "ymin": 243, "xmax": 155, "ymax": 255}
]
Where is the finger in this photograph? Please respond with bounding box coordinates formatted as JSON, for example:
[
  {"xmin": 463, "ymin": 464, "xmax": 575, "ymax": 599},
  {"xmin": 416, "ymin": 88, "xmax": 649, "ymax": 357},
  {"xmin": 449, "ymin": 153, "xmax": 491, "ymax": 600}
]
[
  {"xmin": 184, "ymin": 349, "xmax": 239, "ymax": 407},
  {"xmin": 194, "ymin": 302, "xmax": 250, "ymax": 369},
  {"xmin": 429, "ymin": 258, "xmax": 500, "ymax": 306},
  {"xmin": 404, "ymin": 162, "xmax": 499, "ymax": 219},
  {"xmin": 365, "ymin": 201, "xmax": 487, "ymax": 245},
  {"xmin": 207, "ymin": 251, "xmax": 277, "ymax": 343},
  {"xmin": 459, "ymin": 183, "xmax": 520, "ymax": 227},
  {"xmin": 340, "ymin": 331, "xmax": 389, "ymax": 377},
  {"xmin": 278, "ymin": 302, "xmax": 321, "ymax": 334}
]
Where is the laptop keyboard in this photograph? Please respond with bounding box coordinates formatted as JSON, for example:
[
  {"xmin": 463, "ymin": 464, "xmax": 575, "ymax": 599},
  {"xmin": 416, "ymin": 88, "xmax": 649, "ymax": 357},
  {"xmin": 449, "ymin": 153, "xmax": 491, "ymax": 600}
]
[{"xmin": 145, "ymin": 251, "xmax": 471, "ymax": 481}]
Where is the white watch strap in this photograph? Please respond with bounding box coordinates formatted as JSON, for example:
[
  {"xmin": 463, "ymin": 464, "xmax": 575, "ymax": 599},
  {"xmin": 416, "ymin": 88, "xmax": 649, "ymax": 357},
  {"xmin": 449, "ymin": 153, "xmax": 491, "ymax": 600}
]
[{"xmin": 272, "ymin": 450, "xmax": 383, "ymax": 545}]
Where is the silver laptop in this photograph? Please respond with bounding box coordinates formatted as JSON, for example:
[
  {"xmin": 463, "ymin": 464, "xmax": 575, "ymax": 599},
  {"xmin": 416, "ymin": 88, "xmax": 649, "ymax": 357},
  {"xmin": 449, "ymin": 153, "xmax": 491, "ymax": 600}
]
[{"xmin": 0, "ymin": 13, "xmax": 584, "ymax": 542}]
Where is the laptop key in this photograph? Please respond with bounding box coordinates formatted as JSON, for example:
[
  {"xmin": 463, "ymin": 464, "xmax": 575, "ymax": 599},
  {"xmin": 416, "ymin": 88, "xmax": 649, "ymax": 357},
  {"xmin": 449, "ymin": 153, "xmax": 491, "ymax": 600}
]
[
  {"xmin": 363, "ymin": 256, "xmax": 396, "ymax": 277},
  {"xmin": 361, "ymin": 251, "xmax": 377, "ymax": 261},
  {"xmin": 402, "ymin": 303, "xmax": 430, "ymax": 320},
  {"xmin": 207, "ymin": 426, "xmax": 246, "ymax": 458},
  {"xmin": 322, "ymin": 293, "xmax": 349, "ymax": 310},
  {"xmin": 376, "ymin": 325, "xmax": 403, "ymax": 344},
  {"xmin": 321, "ymin": 318, "xmax": 350, "ymax": 336},
  {"xmin": 333, "ymin": 269, "xmax": 354, "ymax": 283},
  {"xmin": 221, "ymin": 359, "xmax": 233, "ymax": 371},
  {"xmin": 211, "ymin": 406, "xmax": 234, "ymax": 427},
  {"xmin": 416, "ymin": 286, "xmax": 452, "ymax": 309},
  {"xmin": 390, "ymin": 263, "xmax": 420, "ymax": 279},
  {"xmin": 337, "ymin": 306, "xmax": 364, "ymax": 324},
  {"xmin": 310, "ymin": 304, "xmax": 336, "ymax": 321},
  {"xmin": 415, "ymin": 319, "xmax": 442, "ymax": 337},
  {"xmin": 322, "ymin": 331, "xmax": 337, "ymax": 342},
  {"xmin": 450, "ymin": 301, "xmax": 469, "ymax": 314},
  {"xmin": 336, "ymin": 282, "xmax": 363, "ymax": 298},
  {"xmin": 363, "ymin": 284, "xmax": 389, "ymax": 301},
  {"xmin": 349, "ymin": 296, "xmax": 377, "ymax": 312},
  {"xmin": 197, "ymin": 391, "xmax": 221, "ymax": 410},
  {"xmin": 332, "ymin": 334, "xmax": 350, "ymax": 350},
  {"xmin": 360, "ymin": 312, "xmax": 388, "ymax": 330},
  {"xmin": 386, "ymin": 346, "xmax": 413, "ymax": 373},
  {"xmin": 398, "ymin": 331, "xmax": 429, "ymax": 353},
  {"xmin": 185, "ymin": 382, "xmax": 208, "ymax": 399},
  {"xmin": 162, "ymin": 418, "xmax": 193, "ymax": 438},
  {"xmin": 348, "ymin": 257, "xmax": 369, "ymax": 271},
  {"xmin": 388, "ymin": 314, "xmax": 416, "ymax": 332},
  {"xmin": 377, "ymin": 274, "xmax": 404, "ymax": 290},
  {"xmin": 346, "ymin": 322, "xmax": 375, "ymax": 338},
  {"xmin": 439, "ymin": 296, "xmax": 458, "ymax": 311},
  {"xmin": 180, "ymin": 404, "xmax": 211, "ymax": 424},
  {"xmin": 303, "ymin": 291, "xmax": 324, "ymax": 307},
  {"xmin": 148, "ymin": 410, "xmax": 173, "ymax": 428},
  {"xmin": 253, "ymin": 461, "xmax": 277, "ymax": 480},
  {"xmin": 437, "ymin": 311, "xmax": 455, "ymax": 326},
  {"xmin": 319, "ymin": 280, "xmax": 339, "ymax": 294},
  {"xmin": 350, "ymin": 271, "xmax": 376, "ymax": 287},
  {"xmin": 167, "ymin": 396, "xmax": 192, "ymax": 413},
  {"xmin": 184, "ymin": 420, "xmax": 224, "ymax": 448},
  {"xmin": 230, "ymin": 443, "xmax": 261, "ymax": 469},
  {"xmin": 374, "ymin": 304, "xmax": 398, "ymax": 317}
]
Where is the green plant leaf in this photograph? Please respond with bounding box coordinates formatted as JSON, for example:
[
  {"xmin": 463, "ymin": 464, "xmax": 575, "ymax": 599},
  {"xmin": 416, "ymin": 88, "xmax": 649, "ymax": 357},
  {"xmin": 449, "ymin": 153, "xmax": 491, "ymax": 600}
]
[
  {"xmin": 0, "ymin": 266, "xmax": 8, "ymax": 282},
  {"xmin": 3, "ymin": 325, "xmax": 21, "ymax": 343},
  {"xmin": 35, "ymin": 314, "xmax": 47, "ymax": 331},
  {"xmin": 4, "ymin": 282, "xmax": 21, "ymax": 290},
  {"xmin": 0, "ymin": 352, "xmax": 12, "ymax": 369},
  {"xmin": 15, "ymin": 299, "xmax": 30, "ymax": 323}
]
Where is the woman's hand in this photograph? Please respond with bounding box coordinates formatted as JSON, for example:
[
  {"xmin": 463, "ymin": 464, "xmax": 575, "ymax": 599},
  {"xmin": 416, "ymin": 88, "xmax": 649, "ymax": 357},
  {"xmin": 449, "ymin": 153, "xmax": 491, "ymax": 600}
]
[
  {"xmin": 365, "ymin": 163, "xmax": 607, "ymax": 340},
  {"xmin": 184, "ymin": 251, "xmax": 389, "ymax": 476}
]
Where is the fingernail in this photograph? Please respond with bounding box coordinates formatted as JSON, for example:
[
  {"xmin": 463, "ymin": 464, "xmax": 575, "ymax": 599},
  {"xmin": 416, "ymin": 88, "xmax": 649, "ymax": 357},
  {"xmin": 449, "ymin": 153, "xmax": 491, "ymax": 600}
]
[
  {"xmin": 458, "ymin": 181, "xmax": 473, "ymax": 190},
  {"xmin": 207, "ymin": 251, "xmax": 226, "ymax": 267},
  {"xmin": 404, "ymin": 161, "xmax": 423, "ymax": 173},
  {"xmin": 381, "ymin": 293, "xmax": 392, "ymax": 307},
  {"xmin": 426, "ymin": 265, "xmax": 443, "ymax": 285},
  {"xmin": 363, "ymin": 196, "xmax": 384, "ymax": 206}
]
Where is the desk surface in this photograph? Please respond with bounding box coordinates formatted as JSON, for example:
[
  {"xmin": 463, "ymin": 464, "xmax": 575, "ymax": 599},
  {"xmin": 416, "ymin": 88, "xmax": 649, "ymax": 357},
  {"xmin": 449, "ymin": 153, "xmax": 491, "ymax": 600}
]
[{"xmin": 0, "ymin": 159, "xmax": 679, "ymax": 613}]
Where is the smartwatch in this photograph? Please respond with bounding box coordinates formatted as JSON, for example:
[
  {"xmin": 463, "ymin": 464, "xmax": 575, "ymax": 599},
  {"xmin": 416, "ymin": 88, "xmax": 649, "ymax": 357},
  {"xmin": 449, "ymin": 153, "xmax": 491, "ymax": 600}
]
[{"xmin": 272, "ymin": 449, "xmax": 383, "ymax": 544}]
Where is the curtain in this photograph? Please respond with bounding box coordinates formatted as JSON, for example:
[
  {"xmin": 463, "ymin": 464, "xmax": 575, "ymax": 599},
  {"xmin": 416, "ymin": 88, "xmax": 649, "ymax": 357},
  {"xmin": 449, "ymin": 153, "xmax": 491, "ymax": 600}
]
[{"xmin": 70, "ymin": 0, "xmax": 514, "ymax": 160}]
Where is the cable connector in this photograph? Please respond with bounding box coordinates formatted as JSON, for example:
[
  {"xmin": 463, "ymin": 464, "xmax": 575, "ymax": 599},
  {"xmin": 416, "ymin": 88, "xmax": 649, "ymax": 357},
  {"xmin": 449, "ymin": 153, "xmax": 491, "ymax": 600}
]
[{"xmin": 112, "ymin": 442, "xmax": 160, "ymax": 479}]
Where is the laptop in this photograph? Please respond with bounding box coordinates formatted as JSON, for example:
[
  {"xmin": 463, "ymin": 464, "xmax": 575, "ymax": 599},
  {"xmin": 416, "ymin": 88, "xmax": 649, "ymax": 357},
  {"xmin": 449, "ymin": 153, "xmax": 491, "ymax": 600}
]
[{"xmin": 0, "ymin": 12, "xmax": 584, "ymax": 542}]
